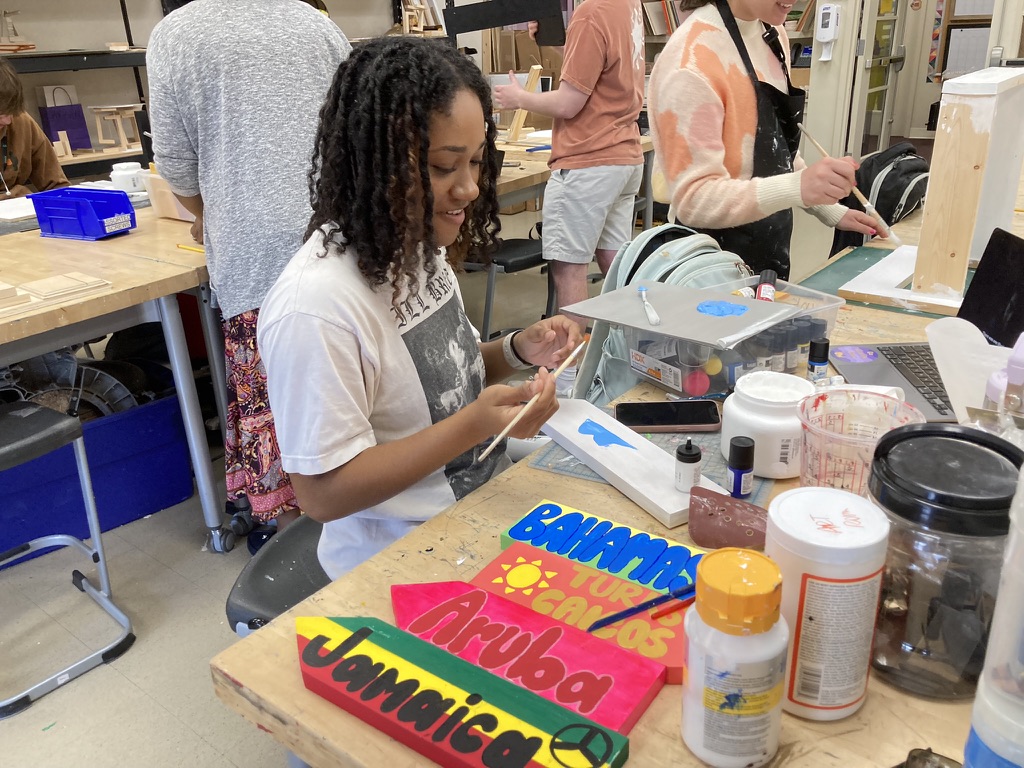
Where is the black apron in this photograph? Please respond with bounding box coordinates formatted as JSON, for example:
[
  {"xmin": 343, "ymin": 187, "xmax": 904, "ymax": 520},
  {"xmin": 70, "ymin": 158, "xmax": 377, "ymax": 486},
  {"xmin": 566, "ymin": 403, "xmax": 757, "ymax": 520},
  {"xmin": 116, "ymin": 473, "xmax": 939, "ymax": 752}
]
[{"xmin": 677, "ymin": 0, "xmax": 805, "ymax": 279}]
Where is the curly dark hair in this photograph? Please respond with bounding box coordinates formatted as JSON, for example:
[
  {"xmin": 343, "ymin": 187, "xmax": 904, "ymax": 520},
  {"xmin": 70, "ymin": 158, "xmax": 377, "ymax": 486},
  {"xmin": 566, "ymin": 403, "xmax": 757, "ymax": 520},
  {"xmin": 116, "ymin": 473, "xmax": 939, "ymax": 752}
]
[{"xmin": 307, "ymin": 36, "xmax": 501, "ymax": 305}]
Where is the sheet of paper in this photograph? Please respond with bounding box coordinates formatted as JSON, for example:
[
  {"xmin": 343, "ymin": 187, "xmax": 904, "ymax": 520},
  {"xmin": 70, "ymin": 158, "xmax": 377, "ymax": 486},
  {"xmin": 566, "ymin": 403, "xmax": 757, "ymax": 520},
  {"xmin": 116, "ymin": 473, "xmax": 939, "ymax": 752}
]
[
  {"xmin": 0, "ymin": 196, "xmax": 37, "ymax": 222},
  {"xmin": 926, "ymin": 317, "xmax": 1012, "ymax": 424}
]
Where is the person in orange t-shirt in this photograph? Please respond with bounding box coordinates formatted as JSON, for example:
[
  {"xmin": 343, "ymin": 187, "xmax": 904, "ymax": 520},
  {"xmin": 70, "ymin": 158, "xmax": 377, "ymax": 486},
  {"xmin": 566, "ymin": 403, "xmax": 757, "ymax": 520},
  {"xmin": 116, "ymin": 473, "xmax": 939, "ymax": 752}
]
[{"xmin": 494, "ymin": 2, "xmax": 646, "ymax": 395}]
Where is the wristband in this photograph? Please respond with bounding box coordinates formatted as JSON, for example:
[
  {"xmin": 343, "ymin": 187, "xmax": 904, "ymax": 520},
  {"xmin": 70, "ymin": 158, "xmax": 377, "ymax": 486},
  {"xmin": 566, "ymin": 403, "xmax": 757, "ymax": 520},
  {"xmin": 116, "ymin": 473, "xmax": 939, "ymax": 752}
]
[{"xmin": 502, "ymin": 329, "xmax": 533, "ymax": 370}]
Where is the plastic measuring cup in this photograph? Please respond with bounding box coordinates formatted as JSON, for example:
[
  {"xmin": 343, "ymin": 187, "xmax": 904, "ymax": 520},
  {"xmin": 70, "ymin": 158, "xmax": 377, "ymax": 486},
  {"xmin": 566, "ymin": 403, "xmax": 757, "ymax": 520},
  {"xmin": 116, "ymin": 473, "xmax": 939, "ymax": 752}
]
[{"xmin": 797, "ymin": 389, "xmax": 925, "ymax": 495}]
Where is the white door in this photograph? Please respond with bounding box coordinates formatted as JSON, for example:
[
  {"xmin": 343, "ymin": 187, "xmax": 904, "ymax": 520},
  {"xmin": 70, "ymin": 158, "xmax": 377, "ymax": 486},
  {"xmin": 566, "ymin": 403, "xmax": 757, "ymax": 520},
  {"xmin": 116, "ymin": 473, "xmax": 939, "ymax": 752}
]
[{"xmin": 847, "ymin": 0, "xmax": 911, "ymax": 156}]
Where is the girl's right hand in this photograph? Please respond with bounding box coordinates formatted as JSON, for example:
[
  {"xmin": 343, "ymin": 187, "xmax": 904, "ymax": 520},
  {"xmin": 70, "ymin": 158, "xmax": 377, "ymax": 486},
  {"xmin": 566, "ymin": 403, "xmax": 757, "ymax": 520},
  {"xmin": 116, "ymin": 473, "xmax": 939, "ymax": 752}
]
[
  {"xmin": 800, "ymin": 157, "xmax": 857, "ymax": 207},
  {"xmin": 475, "ymin": 367, "xmax": 558, "ymax": 440}
]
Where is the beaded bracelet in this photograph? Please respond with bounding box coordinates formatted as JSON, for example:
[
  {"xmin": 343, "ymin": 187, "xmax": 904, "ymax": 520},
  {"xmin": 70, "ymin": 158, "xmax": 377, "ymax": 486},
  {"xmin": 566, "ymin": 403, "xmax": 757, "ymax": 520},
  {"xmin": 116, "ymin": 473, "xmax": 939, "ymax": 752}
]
[{"xmin": 502, "ymin": 329, "xmax": 533, "ymax": 370}]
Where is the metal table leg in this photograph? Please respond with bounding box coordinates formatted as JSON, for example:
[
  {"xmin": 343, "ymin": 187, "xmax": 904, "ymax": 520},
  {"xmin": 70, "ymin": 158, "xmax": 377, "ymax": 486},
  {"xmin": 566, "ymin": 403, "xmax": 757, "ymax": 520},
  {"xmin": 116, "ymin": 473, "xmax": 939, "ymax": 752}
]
[
  {"xmin": 195, "ymin": 283, "xmax": 228, "ymax": 446},
  {"xmin": 156, "ymin": 295, "xmax": 234, "ymax": 553}
]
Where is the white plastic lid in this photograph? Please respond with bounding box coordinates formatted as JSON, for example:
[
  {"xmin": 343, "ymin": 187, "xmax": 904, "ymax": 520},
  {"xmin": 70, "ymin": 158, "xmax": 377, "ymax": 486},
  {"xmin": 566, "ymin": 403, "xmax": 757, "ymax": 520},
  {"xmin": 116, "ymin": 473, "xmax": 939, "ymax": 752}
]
[
  {"xmin": 767, "ymin": 487, "xmax": 890, "ymax": 565},
  {"xmin": 735, "ymin": 370, "xmax": 815, "ymax": 404}
]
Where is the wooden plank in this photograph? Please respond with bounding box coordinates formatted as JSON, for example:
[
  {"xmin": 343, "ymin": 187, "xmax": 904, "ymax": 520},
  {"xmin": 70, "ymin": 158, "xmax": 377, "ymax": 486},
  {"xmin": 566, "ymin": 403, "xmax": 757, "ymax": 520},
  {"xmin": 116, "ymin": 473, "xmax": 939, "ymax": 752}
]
[
  {"xmin": 507, "ymin": 65, "xmax": 542, "ymax": 143},
  {"xmin": 502, "ymin": 500, "xmax": 708, "ymax": 595},
  {"xmin": 391, "ymin": 580, "xmax": 664, "ymax": 733},
  {"xmin": 296, "ymin": 616, "xmax": 629, "ymax": 768},
  {"xmin": 836, "ymin": 245, "xmax": 962, "ymax": 315},
  {"xmin": 541, "ymin": 399, "xmax": 729, "ymax": 527},
  {"xmin": 471, "ymin": 542, "xmax": 687, "ymax": 683},
  {"xmin": 21, "ymin": 271, "xmax": 110, "ymax": 300},
  {"xmin": 915, "ymin": 68, "xmax": 1024, "ymax": 294}
]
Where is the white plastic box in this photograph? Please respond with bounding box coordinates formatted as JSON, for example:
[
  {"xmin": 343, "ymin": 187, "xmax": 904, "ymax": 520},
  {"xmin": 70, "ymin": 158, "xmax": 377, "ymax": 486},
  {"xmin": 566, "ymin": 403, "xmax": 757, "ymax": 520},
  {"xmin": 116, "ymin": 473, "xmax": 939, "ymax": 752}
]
[{"xmin": 623, "ymin": 279, "xmax": 844, "ymax": 395}]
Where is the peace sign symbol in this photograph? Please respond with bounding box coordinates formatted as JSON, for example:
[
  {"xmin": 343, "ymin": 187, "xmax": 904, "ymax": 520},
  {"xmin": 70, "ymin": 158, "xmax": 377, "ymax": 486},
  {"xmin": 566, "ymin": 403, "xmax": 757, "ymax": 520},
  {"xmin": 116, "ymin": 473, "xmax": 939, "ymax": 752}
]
[{"xmin": 548, "ymin": 723, "xmax": 616, "ymax": 768}]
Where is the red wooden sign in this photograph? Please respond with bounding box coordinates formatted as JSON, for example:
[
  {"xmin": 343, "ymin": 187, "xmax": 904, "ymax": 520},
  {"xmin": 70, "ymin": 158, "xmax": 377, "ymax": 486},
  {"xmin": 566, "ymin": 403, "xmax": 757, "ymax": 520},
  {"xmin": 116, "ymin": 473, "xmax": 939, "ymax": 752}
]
[
  {"xmin": 391, "ymin": 581, "xmax": 664, "ymax": 733},
  {"xmin": 471, "ymin": 542, "xmax": 687, "ymax": 684}
]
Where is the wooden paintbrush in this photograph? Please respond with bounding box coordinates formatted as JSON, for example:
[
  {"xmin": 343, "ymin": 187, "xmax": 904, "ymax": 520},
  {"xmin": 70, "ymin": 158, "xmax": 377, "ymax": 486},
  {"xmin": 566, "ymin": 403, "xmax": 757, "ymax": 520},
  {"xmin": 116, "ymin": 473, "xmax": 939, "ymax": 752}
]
[
  {"xmin": 797, "ymin": 123, "xmax": 903, "ymax": 247},
  {"xmin": 476, "ymin": 339, "xmax": 586, "ymax": 464},
  {"xmin": 586, "ymin": 583, "xmax": 697, "ymax": 633}
]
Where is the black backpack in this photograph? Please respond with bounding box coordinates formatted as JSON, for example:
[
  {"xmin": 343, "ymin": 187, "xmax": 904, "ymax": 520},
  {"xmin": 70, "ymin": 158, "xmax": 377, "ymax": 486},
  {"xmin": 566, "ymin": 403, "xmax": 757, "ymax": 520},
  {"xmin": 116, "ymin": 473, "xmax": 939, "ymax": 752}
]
[{"xmin": 830, "ymin": 142, "xmax": 929, "ymax": 256}]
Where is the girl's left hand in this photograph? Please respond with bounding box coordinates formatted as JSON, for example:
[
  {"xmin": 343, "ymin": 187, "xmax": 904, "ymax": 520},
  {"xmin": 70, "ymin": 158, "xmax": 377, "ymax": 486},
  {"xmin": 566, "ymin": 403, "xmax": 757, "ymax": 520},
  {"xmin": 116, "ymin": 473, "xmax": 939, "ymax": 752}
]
[
  {"xmin": 514, "ymin": 316, "xmax": 585, "ymax": 369},
  {"xmin": 836, "ymin": 209, "xmax": 878, "ymax": 236}
]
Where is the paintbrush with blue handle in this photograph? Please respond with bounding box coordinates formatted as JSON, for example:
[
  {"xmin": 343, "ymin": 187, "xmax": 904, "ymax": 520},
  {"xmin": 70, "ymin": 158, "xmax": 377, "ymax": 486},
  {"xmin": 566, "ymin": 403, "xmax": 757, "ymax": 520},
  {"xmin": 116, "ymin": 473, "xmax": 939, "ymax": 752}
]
[{"xmin": 586, "ymin": 582, "xmax": 697, "ymax": 633}]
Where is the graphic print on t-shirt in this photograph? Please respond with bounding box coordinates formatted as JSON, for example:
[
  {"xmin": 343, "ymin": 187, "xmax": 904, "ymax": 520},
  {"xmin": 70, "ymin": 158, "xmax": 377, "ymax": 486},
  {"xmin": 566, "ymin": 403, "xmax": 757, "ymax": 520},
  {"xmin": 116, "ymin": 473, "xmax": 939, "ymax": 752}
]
[{"xmin": 397, "ymin": 266, "xmax": 498, "ymax": 498}]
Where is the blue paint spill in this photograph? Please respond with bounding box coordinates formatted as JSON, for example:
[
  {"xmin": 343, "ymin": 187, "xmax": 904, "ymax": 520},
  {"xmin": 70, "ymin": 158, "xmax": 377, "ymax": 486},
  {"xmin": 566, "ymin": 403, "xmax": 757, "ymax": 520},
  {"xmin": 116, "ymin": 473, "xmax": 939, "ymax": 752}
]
[
  {"xmin": 697, "ymin": 300, "xmax": 748, "ymax": 317},
  {"xmin": 720, "ymin": 692, "xmax": 745, "ymax": 710},
  {"xmin": 578, "ymin": 419, "xmax": 637, "ymax": 449}
]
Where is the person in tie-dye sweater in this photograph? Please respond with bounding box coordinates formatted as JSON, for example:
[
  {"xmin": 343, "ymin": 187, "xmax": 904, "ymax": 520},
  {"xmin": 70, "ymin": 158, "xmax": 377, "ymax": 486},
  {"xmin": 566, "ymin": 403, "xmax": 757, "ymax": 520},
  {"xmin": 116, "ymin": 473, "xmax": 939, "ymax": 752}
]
[{"xmin": 649, "ymin": 0, "xmax": 878, "ymax": 278}]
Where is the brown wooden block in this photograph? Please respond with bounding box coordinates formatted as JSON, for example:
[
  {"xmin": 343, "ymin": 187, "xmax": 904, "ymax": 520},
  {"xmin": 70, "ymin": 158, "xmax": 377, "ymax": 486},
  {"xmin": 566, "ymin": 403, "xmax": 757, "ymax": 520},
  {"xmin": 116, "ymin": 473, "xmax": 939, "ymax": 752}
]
[{"xmin": 687, "ymin": 485, "xmax": 768, "ymax": 550}]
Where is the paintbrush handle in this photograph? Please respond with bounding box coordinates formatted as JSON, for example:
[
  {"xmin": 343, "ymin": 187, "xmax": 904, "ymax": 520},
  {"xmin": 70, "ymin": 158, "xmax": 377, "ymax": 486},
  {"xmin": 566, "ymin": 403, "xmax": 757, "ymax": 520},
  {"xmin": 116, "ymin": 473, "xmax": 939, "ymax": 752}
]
[
  {"xmin": 586, "ymin": 583, "xmax": 697, "ymax": 633},
  {"xmin": 797, "ymin": 122, "xmax": 901, "ymax": 245},
  {"xmin": 476, "ymin": 340, "xmax": 586, "ymax": 463}
]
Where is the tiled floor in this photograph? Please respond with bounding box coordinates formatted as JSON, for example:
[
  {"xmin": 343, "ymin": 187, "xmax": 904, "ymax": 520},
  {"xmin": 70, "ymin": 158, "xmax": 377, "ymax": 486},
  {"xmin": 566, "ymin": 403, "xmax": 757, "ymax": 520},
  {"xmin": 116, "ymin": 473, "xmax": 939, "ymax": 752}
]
[{"xmin": 0, "ymin": 209, "xmax": 589, "ymax": 768}]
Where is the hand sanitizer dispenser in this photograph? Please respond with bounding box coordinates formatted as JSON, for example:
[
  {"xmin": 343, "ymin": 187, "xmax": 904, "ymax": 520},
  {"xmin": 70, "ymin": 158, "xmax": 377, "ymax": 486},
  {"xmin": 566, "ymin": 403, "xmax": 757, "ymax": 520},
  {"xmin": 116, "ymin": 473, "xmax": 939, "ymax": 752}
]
[{"xmin": 815, "ymin": 3, "xmax": 840, "ymax": 62}]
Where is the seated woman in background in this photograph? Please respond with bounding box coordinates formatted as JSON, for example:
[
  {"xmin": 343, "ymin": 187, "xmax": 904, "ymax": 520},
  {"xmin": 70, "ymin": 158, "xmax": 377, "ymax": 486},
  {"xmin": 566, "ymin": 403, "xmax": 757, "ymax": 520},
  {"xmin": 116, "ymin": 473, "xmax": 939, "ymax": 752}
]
[
  {"xmin": 258, "ymin": 37, "xmax": 583, "ymax": 580},
  {"xmin": 648, "ymin": 0, "xmax": 880, "ymax": 279},
  {"xmin": 0, "ymin": 58, "xmax": 69, "ymax": 199}
]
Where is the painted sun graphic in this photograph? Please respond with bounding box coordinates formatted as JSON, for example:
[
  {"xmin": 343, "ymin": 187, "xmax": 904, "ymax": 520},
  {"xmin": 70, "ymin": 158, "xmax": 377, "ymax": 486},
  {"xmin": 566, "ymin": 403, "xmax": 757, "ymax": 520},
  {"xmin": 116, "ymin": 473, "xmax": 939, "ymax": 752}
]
[{"xmin": 491, "ymin": 556, "xmax": 558, "ymax": 596}]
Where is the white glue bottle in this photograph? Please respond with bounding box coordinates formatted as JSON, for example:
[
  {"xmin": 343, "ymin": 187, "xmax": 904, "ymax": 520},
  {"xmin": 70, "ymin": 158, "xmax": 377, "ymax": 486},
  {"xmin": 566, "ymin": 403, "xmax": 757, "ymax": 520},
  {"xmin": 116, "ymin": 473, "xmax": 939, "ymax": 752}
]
[
  {"xmin": 682, "ymin": 548, "xmax": 789, "ymax": 768},
  {"xmin": 764, "ymin": 487, "xmax": 890, "ymax": 720}
]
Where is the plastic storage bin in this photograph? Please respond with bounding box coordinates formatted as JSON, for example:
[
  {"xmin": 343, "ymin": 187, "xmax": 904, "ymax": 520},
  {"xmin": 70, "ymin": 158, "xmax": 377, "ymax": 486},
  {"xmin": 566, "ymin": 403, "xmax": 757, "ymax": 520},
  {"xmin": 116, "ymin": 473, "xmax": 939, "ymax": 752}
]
[
  {"xmin": 0, "ymin": 395, "xmax": 193, "ymax": 568},
  {"xmin": 623, "ymin": 279, "xmax": 845, "ymax": 396},
  {"xmin": 28, "ymin": 187, "xmax": 137, "ymax": 240}
]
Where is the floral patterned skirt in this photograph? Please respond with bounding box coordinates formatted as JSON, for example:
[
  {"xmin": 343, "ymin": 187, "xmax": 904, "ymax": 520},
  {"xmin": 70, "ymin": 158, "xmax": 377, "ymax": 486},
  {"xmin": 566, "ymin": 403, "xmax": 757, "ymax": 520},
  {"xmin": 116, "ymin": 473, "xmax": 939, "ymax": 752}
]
[{"xmin": 222, "ymin": 309, "xmax": 298, "ymax": 523}]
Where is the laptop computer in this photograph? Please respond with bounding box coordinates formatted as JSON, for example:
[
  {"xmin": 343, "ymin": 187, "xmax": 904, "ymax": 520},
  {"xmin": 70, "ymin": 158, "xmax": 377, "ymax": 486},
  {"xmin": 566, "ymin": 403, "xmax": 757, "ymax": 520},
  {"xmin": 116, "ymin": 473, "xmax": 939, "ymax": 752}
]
[{"xmin": 828, "ymin": 228, "xmax": 1024, "ymax": 422}]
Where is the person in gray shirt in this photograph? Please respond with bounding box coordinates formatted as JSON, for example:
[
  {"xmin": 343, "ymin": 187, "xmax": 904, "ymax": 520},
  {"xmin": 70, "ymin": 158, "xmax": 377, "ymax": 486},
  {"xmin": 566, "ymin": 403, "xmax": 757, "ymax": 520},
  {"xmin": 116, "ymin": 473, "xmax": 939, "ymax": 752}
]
[{"xmin": 147, "ymin": 0, "xmax": 350, "ymax": 538}]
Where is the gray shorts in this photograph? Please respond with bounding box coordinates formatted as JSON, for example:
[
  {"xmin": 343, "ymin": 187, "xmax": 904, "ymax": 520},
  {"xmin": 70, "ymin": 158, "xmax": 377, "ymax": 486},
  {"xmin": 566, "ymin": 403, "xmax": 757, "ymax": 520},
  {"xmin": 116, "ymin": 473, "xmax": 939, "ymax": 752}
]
[{"xmin": 542, "ymin": 163, "xmax": 645, "ymax": 264}]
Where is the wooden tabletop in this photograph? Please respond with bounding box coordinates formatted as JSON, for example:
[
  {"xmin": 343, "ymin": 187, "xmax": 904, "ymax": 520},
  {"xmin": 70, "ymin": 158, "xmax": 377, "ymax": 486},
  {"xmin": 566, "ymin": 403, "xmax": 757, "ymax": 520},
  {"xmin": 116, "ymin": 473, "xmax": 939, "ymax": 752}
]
[
  {"xmin": 210, "ymin": 303, "xmax": 970, "ymax": 767},
  {"xmin": 0, "ymin": 211, "xmax": 205, "ymax": 344}
]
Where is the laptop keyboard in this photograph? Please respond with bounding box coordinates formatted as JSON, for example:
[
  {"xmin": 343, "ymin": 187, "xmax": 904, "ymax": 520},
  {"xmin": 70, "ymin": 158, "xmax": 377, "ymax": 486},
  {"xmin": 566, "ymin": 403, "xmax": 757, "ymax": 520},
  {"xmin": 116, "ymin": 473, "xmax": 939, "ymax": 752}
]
[{"xmin": 878, "ymin": 345, "xmax": 954, "ymax": 416}]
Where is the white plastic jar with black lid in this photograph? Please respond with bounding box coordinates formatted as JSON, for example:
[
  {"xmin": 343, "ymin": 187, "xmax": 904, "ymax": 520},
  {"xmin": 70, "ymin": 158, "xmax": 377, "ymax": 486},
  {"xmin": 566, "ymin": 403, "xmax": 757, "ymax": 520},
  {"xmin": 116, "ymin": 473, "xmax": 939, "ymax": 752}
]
[{"xmin": 869, "ymin": 423, "xmax": 1024, "ymax": 699}]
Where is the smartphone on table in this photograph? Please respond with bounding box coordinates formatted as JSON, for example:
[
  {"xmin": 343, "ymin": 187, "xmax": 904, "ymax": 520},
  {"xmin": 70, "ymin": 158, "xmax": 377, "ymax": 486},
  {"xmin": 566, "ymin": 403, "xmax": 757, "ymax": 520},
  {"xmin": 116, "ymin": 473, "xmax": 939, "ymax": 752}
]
[{"xmin": 613, "ymin": 400, "xmax": 722, "ymax": 433}]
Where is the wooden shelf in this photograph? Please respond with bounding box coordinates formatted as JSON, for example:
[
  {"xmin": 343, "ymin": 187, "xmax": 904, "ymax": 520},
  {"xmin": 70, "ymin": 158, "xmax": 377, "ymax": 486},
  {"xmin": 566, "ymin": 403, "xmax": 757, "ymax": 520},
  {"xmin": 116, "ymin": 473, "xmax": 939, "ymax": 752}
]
[{"xmin": 5, "ymin": 48, "xmax": 147, "ymax": 74}]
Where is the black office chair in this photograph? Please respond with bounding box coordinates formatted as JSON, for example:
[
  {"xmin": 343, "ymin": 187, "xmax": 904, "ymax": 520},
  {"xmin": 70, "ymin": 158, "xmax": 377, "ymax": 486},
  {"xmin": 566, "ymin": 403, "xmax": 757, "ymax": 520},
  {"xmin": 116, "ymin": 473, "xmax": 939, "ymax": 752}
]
[
  {"xmin": 0, "ymin": 400, "xmax": 135, "ymax": 720},
  {"xmin": 464, "ymin": 238, "xmax": 558, "ymax": 340},
  {"xmin": 225, "ymin": 514, "xmax": 330, "ymax": 637}
]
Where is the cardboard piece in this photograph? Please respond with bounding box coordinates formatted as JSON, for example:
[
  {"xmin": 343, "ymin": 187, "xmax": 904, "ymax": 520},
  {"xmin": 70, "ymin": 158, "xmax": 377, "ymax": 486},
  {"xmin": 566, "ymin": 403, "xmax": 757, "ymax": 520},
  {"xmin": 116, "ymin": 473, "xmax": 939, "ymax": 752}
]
[
  {"xmin": 471, "ymin": 542, "xmax": 687, "ymax": 683},
  {"xmin": 541, "ymin": 399, "xmax": 730, "ymax": 527},
  {"xmin": 503, "ymin": 500, "xmax": 709, "ymax": 594},
  {"xmin": 297, "ymin": 616, "xmax": 629, "ymax": 768},
  {"xmin": 391, "ymin": 581, "xmax": 664, "ymax": 732}
]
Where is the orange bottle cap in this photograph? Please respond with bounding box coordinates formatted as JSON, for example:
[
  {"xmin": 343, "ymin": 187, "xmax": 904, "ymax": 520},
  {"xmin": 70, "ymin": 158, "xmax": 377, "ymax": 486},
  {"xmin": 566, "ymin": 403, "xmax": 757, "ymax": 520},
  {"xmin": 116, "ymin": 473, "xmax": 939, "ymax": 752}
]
[{"xmin": 695, "ymin": 548, "xmax": 782, "ymax": 636}]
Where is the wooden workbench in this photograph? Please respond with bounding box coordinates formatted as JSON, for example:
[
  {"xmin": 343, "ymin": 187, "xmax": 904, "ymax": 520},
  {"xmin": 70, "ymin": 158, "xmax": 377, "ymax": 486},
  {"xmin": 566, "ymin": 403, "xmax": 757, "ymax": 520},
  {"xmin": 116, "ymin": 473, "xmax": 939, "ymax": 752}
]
[{"xmin": 210, "ymin": 303, "xmax": 970, "ymax": 767}]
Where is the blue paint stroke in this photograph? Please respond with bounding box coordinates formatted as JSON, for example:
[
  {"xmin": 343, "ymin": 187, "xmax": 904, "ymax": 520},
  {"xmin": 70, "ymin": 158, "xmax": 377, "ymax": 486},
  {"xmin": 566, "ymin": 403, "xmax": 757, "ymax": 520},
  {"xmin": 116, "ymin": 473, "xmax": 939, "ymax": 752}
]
[
  {"xmin": 719, "ymin": 692, "xmax": 745, "ymax": 710},
  {"xmin": 697, "ymin": 300, "xmax": 748, "ymax": 317},
  {"xmin": 578, "ymin": 419, "xmax": 636, "ymax": 450}
]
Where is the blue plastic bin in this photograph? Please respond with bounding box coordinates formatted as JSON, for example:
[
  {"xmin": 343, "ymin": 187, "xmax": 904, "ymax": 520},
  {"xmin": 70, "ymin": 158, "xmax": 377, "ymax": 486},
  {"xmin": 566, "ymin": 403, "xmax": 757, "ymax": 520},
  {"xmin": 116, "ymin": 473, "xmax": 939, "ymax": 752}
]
[
  {"xmin": 0, "ymin": 395, "xmax": 194, "ymax": 569},
  {"xmin": 28, "ymin": 188, "xmax": 137, "ymax": 240}
]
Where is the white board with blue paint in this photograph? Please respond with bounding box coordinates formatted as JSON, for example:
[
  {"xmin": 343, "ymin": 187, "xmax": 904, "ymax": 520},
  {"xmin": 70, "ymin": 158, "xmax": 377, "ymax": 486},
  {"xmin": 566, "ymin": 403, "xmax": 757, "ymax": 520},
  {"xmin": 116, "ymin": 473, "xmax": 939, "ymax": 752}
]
[
  {"xmin": 541, "ymin": 399, "xmax": 729, "ymax": 528},
  {"xmin": 562, "ymin": 281, "xmax": 799, "ymax": 349}
]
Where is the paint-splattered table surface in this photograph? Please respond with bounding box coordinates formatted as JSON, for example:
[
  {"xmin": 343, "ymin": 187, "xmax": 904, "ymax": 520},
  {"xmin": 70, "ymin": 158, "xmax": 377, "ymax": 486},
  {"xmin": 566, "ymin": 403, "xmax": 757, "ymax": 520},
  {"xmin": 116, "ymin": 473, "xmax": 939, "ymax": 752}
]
[{"xmin": 211, "ymin": 304, "xmax": 971, "ymax": 768}]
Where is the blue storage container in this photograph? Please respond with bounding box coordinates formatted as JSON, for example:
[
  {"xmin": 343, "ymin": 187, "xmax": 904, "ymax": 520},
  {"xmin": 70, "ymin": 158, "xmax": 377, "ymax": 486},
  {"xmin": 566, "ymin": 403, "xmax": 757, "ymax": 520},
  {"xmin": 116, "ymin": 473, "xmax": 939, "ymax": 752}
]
[
  {"xmin": 28, "ymin": 188, "xmax": 137, "ymax": 240},
  {"xmin": 0, "ymin": 395, "xmax": 194, "ymax": 568}
]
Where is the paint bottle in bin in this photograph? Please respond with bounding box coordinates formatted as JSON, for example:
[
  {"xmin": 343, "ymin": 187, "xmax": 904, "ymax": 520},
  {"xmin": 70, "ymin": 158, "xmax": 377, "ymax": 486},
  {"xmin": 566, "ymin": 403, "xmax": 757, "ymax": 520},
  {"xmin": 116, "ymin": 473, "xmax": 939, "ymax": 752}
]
[
  {"xmin": 681, "ymin": 548, "xmax": 788, "ymax": 768},
  {"xmin": 764, "ymin": 487, "xmax": 890, "ymax": 719}
]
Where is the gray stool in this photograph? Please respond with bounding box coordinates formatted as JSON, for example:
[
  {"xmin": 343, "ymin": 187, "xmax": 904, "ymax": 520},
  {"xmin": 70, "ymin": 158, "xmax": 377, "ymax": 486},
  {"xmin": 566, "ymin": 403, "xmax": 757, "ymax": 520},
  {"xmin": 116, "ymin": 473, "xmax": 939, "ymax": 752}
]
[
  {"xmin": 225, "ymin": 514, "xmax": 330, "ymax": 636},
  {"xmin": 0, "ymin": 400, "xmax": 135, "ymax": 720},
  {"xmin": 464, "ymin": 238, "xmax": 557, "ymax": 340}
]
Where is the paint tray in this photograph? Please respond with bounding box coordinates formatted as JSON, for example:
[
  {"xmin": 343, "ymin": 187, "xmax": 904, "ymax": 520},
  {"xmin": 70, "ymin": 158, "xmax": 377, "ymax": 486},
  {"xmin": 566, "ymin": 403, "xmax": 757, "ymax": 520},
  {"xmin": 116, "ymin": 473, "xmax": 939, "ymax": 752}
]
[{"xmin": 28, "ymin": 187, "xmax": 137, "ymax": 240}]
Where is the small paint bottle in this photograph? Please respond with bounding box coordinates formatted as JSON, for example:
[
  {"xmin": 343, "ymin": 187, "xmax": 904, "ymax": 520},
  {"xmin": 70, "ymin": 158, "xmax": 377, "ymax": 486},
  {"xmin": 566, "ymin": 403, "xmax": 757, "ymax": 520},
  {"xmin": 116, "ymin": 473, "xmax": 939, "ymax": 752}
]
[
  {"xmin": 755, "ymin": 269, "xmax": 777, "ymax": 302},
  {"xmin": 807, "ymin": 337, "xmax": 830, "ymax": 383},
  {"xmin": 726, "ymin": 436, "xmax": 755, "ymax": 499},
  {"xmin": 675, "ymin": 438, "xmax": 703, "ymax": 493},
  {"xmin": 793, "ymin": 317, "xmax": 813, "ymax": 373},
  {"xmin": 781, "ymin": 323, "xmax": 800, "ymax": 374},
  {"xmin": 768, "ymin": 328, "xmax": 786, "ymax": 373},
  {"xmin": 682, "ymin": 548, "xmax": 789, "ymax": 768},
  {"xmin": 733, "ymin": 286, "xmax": 757, "ymax": 299}
]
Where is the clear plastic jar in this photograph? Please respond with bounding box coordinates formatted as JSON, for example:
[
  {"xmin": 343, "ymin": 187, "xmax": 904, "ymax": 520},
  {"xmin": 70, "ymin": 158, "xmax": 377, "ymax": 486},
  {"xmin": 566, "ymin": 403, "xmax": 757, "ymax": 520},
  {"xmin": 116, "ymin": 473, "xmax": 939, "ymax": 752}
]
[
  {"xmin": 720, "ymin": 371, "xmax": 815, "ymax": 479},
  {"xmin": 869, "ymin": 424, "xmax": 1024, "ymax": 699}
]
